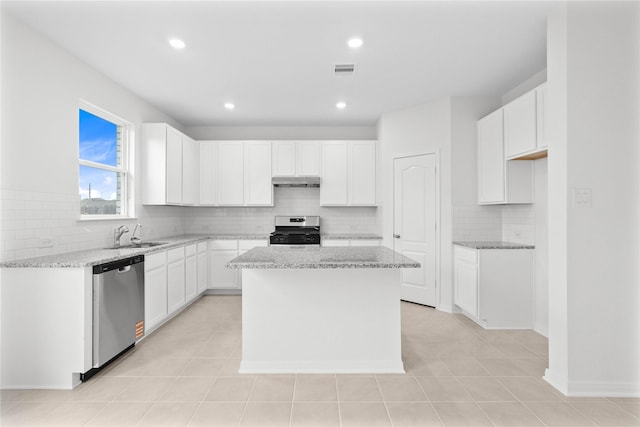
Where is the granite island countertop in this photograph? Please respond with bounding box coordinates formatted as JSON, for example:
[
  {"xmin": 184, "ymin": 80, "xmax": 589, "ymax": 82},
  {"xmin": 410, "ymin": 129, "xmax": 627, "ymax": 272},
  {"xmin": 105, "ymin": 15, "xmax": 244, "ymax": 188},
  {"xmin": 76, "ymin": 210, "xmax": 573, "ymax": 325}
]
[
  {"xmin": 227, "ymin": 246, "xmax": 420, "ymax": 269},
  {"xmin": 454, "ymin": 241, "xmax": 535, "ymax": 250}
]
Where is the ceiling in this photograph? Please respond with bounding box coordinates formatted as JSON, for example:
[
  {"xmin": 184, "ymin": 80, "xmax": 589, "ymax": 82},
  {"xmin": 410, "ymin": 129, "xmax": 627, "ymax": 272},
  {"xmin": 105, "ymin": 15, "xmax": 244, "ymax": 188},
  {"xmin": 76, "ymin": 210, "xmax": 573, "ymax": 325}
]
[{"xmin": 2, "ymin": 1, "xmax": 553, "ymax": 127}]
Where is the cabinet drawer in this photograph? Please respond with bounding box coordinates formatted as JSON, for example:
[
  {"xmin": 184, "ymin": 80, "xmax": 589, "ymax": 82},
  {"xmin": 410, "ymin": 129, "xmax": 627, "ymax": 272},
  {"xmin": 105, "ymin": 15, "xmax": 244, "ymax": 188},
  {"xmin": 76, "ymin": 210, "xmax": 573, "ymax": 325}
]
[
  {"xmin": 239, "ymin": 239, "xmax": 268, "ymax": 250},
  {"xmin": 454, "ymin": 246, "xmax": 478, "ymax": 264},
  {"xmin": 167, "ymin": 247, "xmax": 185, "ymax": 263},
  {"xmin": 185, "ymin": 244, "xmax": 197, "ymax": 257},
  {"xmin": 145, "ymin": 251, "xmax": 167, "ymax": 270},
  {"xmin": 197, "ymin": 241, "xmax": 208, "ymax": 253},
  {"xmin": 210, "ymin": 240, "xmax": 238, "ymax": 250}
]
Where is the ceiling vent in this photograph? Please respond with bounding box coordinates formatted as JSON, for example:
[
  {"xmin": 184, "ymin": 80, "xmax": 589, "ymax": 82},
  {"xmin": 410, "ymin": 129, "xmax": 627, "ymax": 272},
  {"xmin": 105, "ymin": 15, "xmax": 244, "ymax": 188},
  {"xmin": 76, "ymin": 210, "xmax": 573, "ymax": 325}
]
[{"xmin": 334, "ymin": 64, "xmax": 355, "ymax": 76}]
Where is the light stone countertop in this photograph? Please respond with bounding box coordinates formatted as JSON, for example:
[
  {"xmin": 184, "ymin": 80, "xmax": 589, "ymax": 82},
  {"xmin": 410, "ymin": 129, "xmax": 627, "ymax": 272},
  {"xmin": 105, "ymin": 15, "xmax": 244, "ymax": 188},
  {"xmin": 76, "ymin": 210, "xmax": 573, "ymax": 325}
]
[
  {"xmin": 454, "ymin": 241, "xmax": 535, "ymax": 250},
  {"xmin": 321, "ymin": 234, "xmax": 382, "ymax": 240},
  {"xmin": 227, "ymin": 246, "xmax": 420, "ymax": 269},
  {"xmin": 0, "ymin": 234, "xmax": 269, "ymax": 268},
  {"xmin": 0, "ymin": 233, "xmax": 385, "ymax": 268}
]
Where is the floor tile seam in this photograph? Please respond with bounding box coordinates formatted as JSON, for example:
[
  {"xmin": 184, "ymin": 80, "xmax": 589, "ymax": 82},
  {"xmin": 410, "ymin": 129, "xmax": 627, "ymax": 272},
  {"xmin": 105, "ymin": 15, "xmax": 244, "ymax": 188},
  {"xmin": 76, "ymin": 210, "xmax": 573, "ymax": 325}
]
[
  {"xmin": 520, "ymin": 401, "xmax": 599, "ymax": 427},
  {"xmin": 568, "ymin": 400, "xmax": 640, "ymax": 425},
  {"xmin": 287, "ymin": 376, "xmax": 298, "ymax": 427},
  {"xmin": 478, "ymin": 398, "xmax": 553, "ymax": 426},
  {"xmin": 493, "ymin": 376, "xmax": 567, "ymax": 403},
  {"xmin": 610, "ymin": 401, "xmax": 640, "ymax": 421},
  {"xmin": 236, "ymin": 376, "xmax": 257, "ymax": 427}
]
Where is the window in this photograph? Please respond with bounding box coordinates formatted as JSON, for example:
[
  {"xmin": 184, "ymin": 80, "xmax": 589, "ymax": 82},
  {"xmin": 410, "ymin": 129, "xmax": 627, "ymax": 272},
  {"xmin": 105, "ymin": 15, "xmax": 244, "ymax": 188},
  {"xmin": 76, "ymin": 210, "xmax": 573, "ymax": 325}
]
[{"xmin": 78, "ymin": 103, "xmax": 131, "ymax": 218}]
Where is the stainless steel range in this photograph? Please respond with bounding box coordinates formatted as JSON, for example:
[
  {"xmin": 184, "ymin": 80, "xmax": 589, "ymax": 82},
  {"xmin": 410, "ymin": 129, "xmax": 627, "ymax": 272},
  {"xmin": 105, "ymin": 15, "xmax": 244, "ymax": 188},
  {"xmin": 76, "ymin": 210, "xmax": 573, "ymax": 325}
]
[{"xmin": 269, "ymin": 216, "xmax": 321, "ymax": 247}]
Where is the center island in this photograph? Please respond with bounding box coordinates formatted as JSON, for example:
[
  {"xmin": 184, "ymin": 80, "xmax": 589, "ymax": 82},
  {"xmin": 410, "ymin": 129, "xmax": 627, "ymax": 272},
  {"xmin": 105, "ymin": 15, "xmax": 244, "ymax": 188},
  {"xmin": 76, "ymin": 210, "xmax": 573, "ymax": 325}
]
[{"xmin": 227, "ymin": 246, "xmax": 420, "ymax": 374}]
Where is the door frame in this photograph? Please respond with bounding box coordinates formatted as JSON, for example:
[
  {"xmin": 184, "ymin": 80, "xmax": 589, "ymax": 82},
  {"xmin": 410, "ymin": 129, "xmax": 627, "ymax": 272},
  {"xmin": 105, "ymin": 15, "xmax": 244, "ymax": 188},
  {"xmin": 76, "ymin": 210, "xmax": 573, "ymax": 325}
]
[{"xmin": 392, "ymin": 151, "xmax": 441, "ymax": 309}]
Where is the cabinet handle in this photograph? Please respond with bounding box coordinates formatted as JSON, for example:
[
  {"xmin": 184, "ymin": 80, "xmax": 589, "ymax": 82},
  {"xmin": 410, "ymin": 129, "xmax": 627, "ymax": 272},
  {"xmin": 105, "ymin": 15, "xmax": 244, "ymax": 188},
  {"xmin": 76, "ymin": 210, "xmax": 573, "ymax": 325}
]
[{"xmin": 393, "ymin": 234, "xmax": 401, "ymax": 239}]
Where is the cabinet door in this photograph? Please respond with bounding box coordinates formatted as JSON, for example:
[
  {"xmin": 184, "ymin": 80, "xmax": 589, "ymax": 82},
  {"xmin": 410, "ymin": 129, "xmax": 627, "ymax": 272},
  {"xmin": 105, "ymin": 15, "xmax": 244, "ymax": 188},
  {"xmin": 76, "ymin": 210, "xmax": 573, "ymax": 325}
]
[
  {"xmin": 349, "ymin": 141, "xmax": 376, "ymax": 205},
  {"xmin": 185, "ymin": 254, "xmax": 197, "ymax": 302},
  {"xmin": 217, "ymin": 142, "xmax": 244, "ymax": 205},
  {"xmin": 322, "ymin": 239, "xmax": 349, "ymax": 247},
  {"xmin": 199, "ymin": 142, "xmax": 217, "ymax": 205},
  {"xmin": 167, "ymin": 256, "xmax": 186, "ymax": 315},
  {"xmin": 536, "ymin": 83, "xmax": 548, "ymax": 150},
  {"xmin": 245, "ymin": 141, "xmax": 273, "ymax": 206},
  {"xmin": 504, "ymin": 90, "xmax": 537, "ymax": 158},
  {"xmin": 144, "ymin": 252, "xmax": 168, "ymax": 332},
  {"xmin": 182, "ymin": 135, "xmax": 198, "ymax": 205},
  {"xmin": 320, "ymin": 141, "xmax": 348, "ymax": 205},
  {"xmin": 166, "ymin": 125, "xmax": 183, "ymax": 205},
  {"xmin": 297, "ymin": 141, "xmax": 321, "ymax": 176},
  {"xmin": 272, "ymin": 141, "xmax": 296, "ymax": 176},
  {"xmin": 210, "ymin": 250, "xmax": 240, "ymax": 289},
  {"xmin": 478, "ymin": 110, "xmax": 506, "ymax": 204},
  {"xmin": 454, "ymin": 258, "xmax": 478, "ymax": 317},
  {"xmin": 197, "ymin": 242, "xmax": 208, "ymax": 294}
]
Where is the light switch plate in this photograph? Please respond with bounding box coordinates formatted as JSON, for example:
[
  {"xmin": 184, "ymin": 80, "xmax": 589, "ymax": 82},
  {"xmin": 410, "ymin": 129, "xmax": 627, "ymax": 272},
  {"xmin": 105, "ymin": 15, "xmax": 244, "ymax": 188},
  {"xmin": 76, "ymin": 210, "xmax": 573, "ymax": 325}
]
[{"xmin": 573, "ymin": 188, "xmax": 592, "ymax": 208}]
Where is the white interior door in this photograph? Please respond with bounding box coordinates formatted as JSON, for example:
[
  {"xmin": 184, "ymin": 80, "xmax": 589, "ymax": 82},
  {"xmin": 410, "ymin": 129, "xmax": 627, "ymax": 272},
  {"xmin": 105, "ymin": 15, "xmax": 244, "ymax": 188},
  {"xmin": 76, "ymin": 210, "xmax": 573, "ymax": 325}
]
[{"xmin": 393, "ymin": 154, "xmax": 437, "ymax": 307}]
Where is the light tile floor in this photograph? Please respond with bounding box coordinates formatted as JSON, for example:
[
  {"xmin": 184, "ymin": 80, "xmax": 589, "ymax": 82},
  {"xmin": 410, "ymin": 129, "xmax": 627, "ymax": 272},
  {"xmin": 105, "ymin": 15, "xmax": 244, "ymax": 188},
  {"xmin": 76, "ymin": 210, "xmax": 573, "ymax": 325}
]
[{"xmin": 2, "ymin": 295, "xmax": 639, "ymax": 426}]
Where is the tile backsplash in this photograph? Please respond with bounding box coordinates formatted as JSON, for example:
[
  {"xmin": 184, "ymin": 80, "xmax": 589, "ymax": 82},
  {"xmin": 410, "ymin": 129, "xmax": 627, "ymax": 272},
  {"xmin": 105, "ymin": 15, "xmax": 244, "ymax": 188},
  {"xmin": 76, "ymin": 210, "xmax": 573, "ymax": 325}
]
[
  {"xmin": 183, "ymin": 187, "xmax": 378, "ymax": 235},
  {"xmin": 453, "ymin": 203, "xmax": 535, "ymax": 244},
  {"xmin": 0, "ymin": 187, "xmax": 379, "ymax": 262}
]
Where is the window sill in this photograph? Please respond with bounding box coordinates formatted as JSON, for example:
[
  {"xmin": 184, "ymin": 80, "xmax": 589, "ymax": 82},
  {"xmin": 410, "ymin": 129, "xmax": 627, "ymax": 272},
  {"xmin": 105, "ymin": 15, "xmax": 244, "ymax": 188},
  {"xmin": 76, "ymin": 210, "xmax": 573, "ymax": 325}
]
[{"xmin": 78, "ymin": 215, "xmax": 138, "ymax": 222}]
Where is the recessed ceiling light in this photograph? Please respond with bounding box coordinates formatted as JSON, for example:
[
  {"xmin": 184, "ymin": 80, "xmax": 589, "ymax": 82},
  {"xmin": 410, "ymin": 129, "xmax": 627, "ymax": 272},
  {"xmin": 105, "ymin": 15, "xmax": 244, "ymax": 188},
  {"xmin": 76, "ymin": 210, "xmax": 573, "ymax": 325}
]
[
  {"xmin": 336, "ymin": 101, "xmax": 347, "ymax": 110},
  {"xmin": 168, "ymin": 38, "xmax": 186, "ymax": 49},
  {"xmin": 224, "ymin": 102, "xmax": 235, "ymax": 110},
  {"xmin": 347, "ymin": 38, "xmax": 363, "ymax": 49}
]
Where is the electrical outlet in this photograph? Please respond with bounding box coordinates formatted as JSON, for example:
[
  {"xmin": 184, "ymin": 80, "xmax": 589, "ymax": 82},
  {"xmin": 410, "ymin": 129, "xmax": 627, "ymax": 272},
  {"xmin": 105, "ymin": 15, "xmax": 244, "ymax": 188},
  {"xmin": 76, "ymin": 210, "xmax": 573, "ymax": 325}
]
[{"xmin": 39, "ymin": 237, "xmax": 53, "ymax": 248}]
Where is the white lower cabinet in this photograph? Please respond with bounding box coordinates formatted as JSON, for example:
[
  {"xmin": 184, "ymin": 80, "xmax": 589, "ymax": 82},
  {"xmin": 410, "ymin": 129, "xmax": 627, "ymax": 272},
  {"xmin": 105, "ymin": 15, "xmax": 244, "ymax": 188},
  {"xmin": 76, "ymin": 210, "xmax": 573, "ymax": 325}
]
[
  {"xmin": 322, "ymin": 239, "xmax": 381, "ymax": 247},
  {"xmin": 144, "ymin": 251, "xmax": 168, "ymax": 333},
  {"xmin": 197, "ymin": 242, "xmax": 208, "ymax": 294},
  {"xmin": 167, "ymin": 247, "xmax": 186, "ymax": 315},
  {"xmin": 209, "ymin": 239, "xmax": 268, "ymax": 290},
  {"xmin": 185, "ymin": 244, "xmax": 197, "ymax": 302},
  {"xmin": 454, "ymin": 245, "xmax": 534, "ymax": 329}
]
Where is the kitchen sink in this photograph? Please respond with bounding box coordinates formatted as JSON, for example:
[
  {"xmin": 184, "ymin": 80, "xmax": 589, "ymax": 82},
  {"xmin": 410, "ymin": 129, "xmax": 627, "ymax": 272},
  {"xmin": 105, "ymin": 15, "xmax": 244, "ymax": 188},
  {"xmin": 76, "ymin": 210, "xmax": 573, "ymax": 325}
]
[{"xmin": 105, "ymin": 241, "xmax": 167, "ymax": 249}]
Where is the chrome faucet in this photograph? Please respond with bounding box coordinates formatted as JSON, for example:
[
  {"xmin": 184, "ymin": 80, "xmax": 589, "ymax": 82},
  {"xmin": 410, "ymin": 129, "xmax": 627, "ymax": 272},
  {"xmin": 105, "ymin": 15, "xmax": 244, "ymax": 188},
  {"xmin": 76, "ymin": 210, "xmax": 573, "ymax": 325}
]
[
  {"xmin": 130, "ymin": 223, "xmax": 142, "ymax": 245},
  {"xmin": 113, "ymin": 225, "xmax": 129, "ymax": 248}
]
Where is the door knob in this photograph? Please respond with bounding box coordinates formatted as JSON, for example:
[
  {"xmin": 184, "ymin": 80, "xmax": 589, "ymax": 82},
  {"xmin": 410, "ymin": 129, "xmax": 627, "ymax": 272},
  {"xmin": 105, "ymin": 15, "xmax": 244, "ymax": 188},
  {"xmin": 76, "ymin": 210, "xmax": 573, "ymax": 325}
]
[{"xmin": 394, "ymin": 234, "xmax": 401, "ymax": 239}]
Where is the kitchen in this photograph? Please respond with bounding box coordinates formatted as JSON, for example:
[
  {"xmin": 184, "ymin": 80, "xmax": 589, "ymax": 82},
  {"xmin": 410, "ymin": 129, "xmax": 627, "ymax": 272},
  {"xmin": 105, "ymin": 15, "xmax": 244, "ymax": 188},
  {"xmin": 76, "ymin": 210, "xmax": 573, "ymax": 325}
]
[{"xmin": 1, "ymin": 1, "xmax": 639, "ymax": 426}]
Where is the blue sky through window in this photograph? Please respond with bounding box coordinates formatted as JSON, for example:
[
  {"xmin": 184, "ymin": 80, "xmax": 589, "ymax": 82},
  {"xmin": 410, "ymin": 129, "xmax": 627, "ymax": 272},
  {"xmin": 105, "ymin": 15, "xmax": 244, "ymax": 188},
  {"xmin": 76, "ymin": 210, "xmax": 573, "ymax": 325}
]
[
  {"xmin": 79, "ymin": 109, "xmax": 118, "ymax": 166},
  {"xmin": 79, "ymin": 109, "xmax": 121, "ymax": 206}
]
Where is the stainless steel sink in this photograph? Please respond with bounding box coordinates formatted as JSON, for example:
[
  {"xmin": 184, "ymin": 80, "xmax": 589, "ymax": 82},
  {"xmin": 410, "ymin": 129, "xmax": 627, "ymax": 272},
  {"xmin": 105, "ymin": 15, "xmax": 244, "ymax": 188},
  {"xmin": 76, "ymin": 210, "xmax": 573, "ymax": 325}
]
[{"xmin": 105, "ymin": 241, "xmax": 167, "ymax": 249}]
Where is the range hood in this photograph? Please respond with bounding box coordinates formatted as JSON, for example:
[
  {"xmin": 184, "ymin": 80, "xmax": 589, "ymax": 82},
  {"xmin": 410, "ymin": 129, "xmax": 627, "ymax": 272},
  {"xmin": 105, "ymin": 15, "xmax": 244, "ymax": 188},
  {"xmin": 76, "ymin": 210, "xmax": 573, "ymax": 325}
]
[{"xmin": 272, "ymin": 176, "xmax": 321, "ymax": 187}]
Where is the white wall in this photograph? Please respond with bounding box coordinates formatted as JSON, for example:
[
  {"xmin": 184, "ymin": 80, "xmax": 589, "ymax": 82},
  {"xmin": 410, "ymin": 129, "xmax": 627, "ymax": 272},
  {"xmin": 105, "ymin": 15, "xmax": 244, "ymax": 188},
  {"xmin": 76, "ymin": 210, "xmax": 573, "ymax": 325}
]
[
  {"xmin": 546, "ymin": 2, "xmax": 640, "ymax": 396},
  {"xmin": 0, "ymin": 12, "xmax": 186, "ymax": 261},
  {"xmin": 377, "ymin": 96, "xmax": 499, "ymax": 312},
  {"xmin": 186, "ymin": 126, "xmax": 376, "ymax": 141}
]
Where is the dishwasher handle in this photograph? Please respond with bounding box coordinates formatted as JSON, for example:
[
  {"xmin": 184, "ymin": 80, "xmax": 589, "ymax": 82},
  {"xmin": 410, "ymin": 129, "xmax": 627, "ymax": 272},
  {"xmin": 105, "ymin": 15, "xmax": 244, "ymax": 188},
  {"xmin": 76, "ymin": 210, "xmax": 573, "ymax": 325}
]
[
  {"xmin": 118, "ymin": 266, "xmax": 132, "ymax": 273},
  {"xmin": 93, "ymin": 255, "xmax": 144, "ymax": 274}
]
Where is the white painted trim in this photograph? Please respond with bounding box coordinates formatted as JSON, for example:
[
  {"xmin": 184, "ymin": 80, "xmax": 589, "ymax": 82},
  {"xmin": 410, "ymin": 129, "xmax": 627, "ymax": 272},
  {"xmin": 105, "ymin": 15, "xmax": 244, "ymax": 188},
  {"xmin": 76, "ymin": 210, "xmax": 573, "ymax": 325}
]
[
  {"xmin": 391, "ymin": 151, "xmax": 441, "ymax": 309},
  {"xmin": 545, "ymin": 371, "xmax": 640, "ymax": 397}
]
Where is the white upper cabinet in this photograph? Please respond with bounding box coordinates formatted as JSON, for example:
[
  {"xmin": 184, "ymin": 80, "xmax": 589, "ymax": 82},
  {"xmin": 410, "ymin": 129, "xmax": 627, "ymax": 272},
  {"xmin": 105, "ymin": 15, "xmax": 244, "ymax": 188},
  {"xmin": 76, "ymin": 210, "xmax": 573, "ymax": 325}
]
[
  {"xmin": 478, "ymin": 110, "xmax": 506, "ymax": 204},
  {"xmin": 199, "ymin": 141, "xmax": 217, "ymax": 205},
  {"xmin": 198, "ymin": 141, "xmax": 273, "ymax": 206},
  {"xmin": 182, "ymin": 135, "xmax": 198, "ymax": 205},
  {"xmin": 142, "ymin": 123, "xmax": 197, "ymax": 206},
  {"xmin": 320, "ymin": 141, "xmax": 377, "ymax": 206},
  {"xmin": 477, "ymin": 110, "xmax": 533, "ymax": 205},
  {"xmin": 272, "ymin": 141, "xmax": 320, "ymax": 177},
  {"xmin": 504, "ymin": 90, "xmax": 537, "ymax": 159},
  {"xmin": 272, "ymin": 142, "xmax": 297, "ymax": 176},
  {"xmin": 244, "ymin": 141, "xmax": 273, "ymax": 206},
  {"xmin": 216, "ymin": 142, "xmax": 244, "ymax": 206},
  {"xmin": 536, "ymin": 83, "xmax": 548, "ymax": 150},
  {"xmin": 142, "ymin": 123, "xmax": 179, "ymax": 205},
  {"xmin": 320, "ymin": 141, "xmax": 349, "ymax": 205},
  {"xmin": 349, "ymin": 141, "xmax": 377, "ymax": 206},
  {"xmin": 504, "ymin": 83, "xmax": 548, "ymax": 160}
]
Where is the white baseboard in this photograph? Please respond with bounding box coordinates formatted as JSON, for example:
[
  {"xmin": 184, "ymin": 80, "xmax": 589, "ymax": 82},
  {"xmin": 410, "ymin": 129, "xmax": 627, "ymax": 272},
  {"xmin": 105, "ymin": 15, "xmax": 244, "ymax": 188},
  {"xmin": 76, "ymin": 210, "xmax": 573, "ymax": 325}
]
[
  {"xmin": 545, "ymin": 369, "xmax": 640, "ymax": 397},
  {"xmin": 239, "ymin": 360, "xmax": 405, "ymax": 374}
]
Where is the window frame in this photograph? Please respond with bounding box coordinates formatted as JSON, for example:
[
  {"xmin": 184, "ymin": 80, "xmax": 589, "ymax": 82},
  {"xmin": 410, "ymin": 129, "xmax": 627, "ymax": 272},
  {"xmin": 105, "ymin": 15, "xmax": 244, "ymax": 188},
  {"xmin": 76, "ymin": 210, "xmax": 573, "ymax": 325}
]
[{"xmin": 78, "ymin": 101, "xmax": 134, "ymax": 220}]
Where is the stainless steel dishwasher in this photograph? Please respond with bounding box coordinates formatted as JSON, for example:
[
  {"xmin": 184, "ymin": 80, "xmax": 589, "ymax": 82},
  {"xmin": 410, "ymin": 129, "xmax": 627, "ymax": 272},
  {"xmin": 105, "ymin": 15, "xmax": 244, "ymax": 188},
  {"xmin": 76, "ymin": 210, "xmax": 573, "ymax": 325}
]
[{"xmin": 83, "ymin": 255, "xmax": 144, "ymax": 381}]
